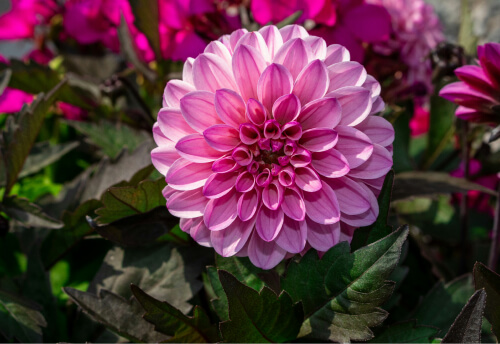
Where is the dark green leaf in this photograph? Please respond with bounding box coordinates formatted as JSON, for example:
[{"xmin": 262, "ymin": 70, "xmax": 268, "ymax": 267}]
[
  {"xmin": 0, "ymin": 289, "xmax": 46, "ymax": 343},
  {"xmin": 215, "ymin": 255, "xmax": 266, "ymax": 292},
  {"xmin": 62, "ymin": 54, "xmax": 120, "ymax": 81},
  {"xmin": 129, "ymin": 0, "xmax": 161, "ymax": 59},
  {"xmin": 95, "ymin": 178, "xmax": 166, "ymax": 225},
  {"xmin": 474, "ymin": 262, "xmax": 500, "ymax": 336},
  {"xmin": 1, "ymin": 196, "xmax": 62, "ymax": 229},
  {"xmin": 219, "ymin": 270, "xmax": 303, "ymax": 343},
  {"xmin": 18, "ymin": 141, "xmax": 79, "ymax": 180},
  {"xmin": 89, "ymin": 244, "xmax": 212, "ymax": 314},
  {"xmin": 276, "ymin": 10, "xmax": 303, "ymax": 28},
  {"xmin": 131, "ymin": 284, "xmax": 220, "ymax": 343},
  {"xmin": 67, "ymin": 120, "xmax": 149, "ymax": 159},
  {"xmin": 392, "ymin": 109, "xmax": 413, "ymax": 172},
  {"xmin": 0, "ymin": 84, "xmax": 63, "ymax": 194},
  {"xmin": 393, "ymin": 172, "xmax": 496, "ymax": 201},
  {"xmin": 281, "ymin": 242, "xmax": 350, "ymax": 317},
  {"xmin": 205, "ymin": 266, "xmax": 229, "ymax": 321},
  {"xmin": 299, "ymin": 226, "xmax": 409, "ymax": 343},
  {"xmin": 64, "ymin": 287, "xmax": 168, "ymax": 342},
  {"xmin": 423, "ymin": 95, "xmax": 456, "ymax": 169},
  {"xmin": 368, "ymin": 320, "xmax": 439, "ymax": 343},
  {"xmin": 442, "ymin": 289, "xmax": 486, "ymax": 343},
  {"xmin": 411, "ymin": 274, "xmax": 475, "ymax": 335}
]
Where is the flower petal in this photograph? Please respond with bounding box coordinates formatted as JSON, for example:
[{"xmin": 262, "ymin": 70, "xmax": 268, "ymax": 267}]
[
  {"xmin": 275, "ymin": 216, "xmax": 307, "ymax": 253},
  {"xmin": 327, "ymin": 86, "xmax": 372, "ymax": 126},
  {"xmin": 327, "ymin": 61, "xmax": 367, "ymax": 92},
  {"xmin": 272, "ymin": 93, "xmax": 301, "ymax": 124},
  {"xmin": 324, "ymin": 44, "xmax": 350, "ymax": 66},
  {"xmin": 235, "ymin": 31, "xmax": 271, "ymax": 61},
  {"xmin": 238, "ymin": 189, "xmax": 260, "ymax": 221},
  {"xmin": 348, "ymin": 143, "xmax": 393, "ymax": 179},
  {"xmin": 354, "ymin": 116, "xmax": 394, "ymax": 147},
  {"xmin": 204, "ymin": 189, "xmax": 239, "ymax": 231},
  {"xmin": 182, "ymin": 57, "xmax": 194, "ymax": 84},
  {"xmin": 203, "ymin": 124, "xmax": 240, "ymax": 151},
  {"xmin": 180, "ymin": 91, "xmax": 222, "ymax": 132},
  {"xmin": 203, "ymin": 172, "xmax": 238, "ymax": 199},
  {"xmin": 256, "ymin": 206, "xmax": 284, "ymax": 241},
  {"xmin": 246, "ymin": 98, "xmax": 268, "ymax": 126},
  {"xmin": 297, "ymin": 97, "xmax": 341, "ymax": 130},
  {"xmin": 163, "ymin": 80, "xmax": 195, "ymax": 108},
  {"xmin": 211, "ymin": 216, "xmax": 256, "ymax": 257},
  {"xmin": 204, "ymin": 40, "xmax": 232, "ymax": 64},
  {"xmin": 335, "ymin": 125, "xmax": 374, "ymax": 168},
  {"xmin": 293, "ymin": 59, "xmax": 329, "ymax": 105},
  {"xmin": 248, "ymin": 231, "xmax": 287, "ymax": 269},
  {"xmin": 258, "ymin": 25, "xmax": 283, "ymax": 59},
  {"xmin": 151, "ymin": 143, "xmax": 180, "ymax": 176},
  {"xmin": 262, "ymin": 180, "xmax": 284, "ymax": 210},
  {"xmin": 232, "ymin": 44, "xmax": 268, "ymax": 102},
  {"xmin": 257, "ymin": 63, "xmax": 294, "ymax": 113},
  {"xmin": 281, "ymin": 186, "xmax": 305, "ymax": 221},
  {"xmin": 311, "ymin": 149, "xmax": 350, "ymax": 178},
  {"xmin": 192, "ymin": 53, "xmax": 238, "ymax": 92},
  {"xmin": 305, "ymin": 217, "xmax": 340, "ymax": 251},
  {"xmin": 273, "ymin": 38, "xmax": 313, "ymax": 80},
  {"xmin": 294, "ymin": 166, "xmax": 322, "ymax": 192},
  {"xmin": 166, "ymin": 158, "xmax": 214, "ymax": 191},
  {"xmin": 279, "ymin": 25, "xmax": 309, "ymax": 42},
  {"xmin": 325, "ymin": 176, "xmax": 371, "ymax": 215},
  {"xmin": 305, "ymin": 36, "xmax": 327, "ymax": 60},
  {"xmin": 214, "ymin": 89, "xmax": 247, "ymax": 128},
  {"xmin": 340, "ymin": 182, "xmax": 379, "ymax": 227},
  {"xmin": 190, "ymin": 218, "xmax": 212, "ymax": 247},
  {"xmin": 167, "ymin": 188, "xmax": 207, "ymax": 218},
  {"xmin": 175, "ymin": 133, "xmax": 224, "ymax": 163},
  {"xmin": 303, "ymin": 180, "xmax": 340, "ymax": 224},
  {"xmin": 300, "ymin": 128, "xmax": 338, "ymax": 152},
  {"xmin": 157, "ymin": 107, "xmax": 196, "ymax": 142}
]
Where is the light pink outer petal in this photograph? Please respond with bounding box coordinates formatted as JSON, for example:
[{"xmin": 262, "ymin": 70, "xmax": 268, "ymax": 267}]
[
  {"xmin": 248, "ymin": 231, "xmax": 287, "ymax": 270},
  {"xmin": 238, "ymin": 189, "xmax": 260, "ymax": 221},
  {"xmin": 163, "ymin": 80, "xmax": 196, "ymax": 108},
  {"xmin": 279, "ymin": 25, "xmax": 309, "ymax": 42},
  {"xmin": 327, "ymin": 86, "xmax": 372, "ymax": 126},
  {"xmin": 257, "ymin": 63, "xmax": 294, "ymax": 113},
  {"xmin": 153, "ymin": 122, "xmax": 171, "ymax": 146},
  {"xmin": 167, "ymin": 188, "xmax": 208, "ymax": 218},
  {"xmin": 232, "ymin": 45, "xmax": 268, "ymax": 102},
  {"xmin": 175, "ymin": 133, "xmax": 224, "ymax": 163},
  {"xmin": 297, "ymin": 97, "xmax": 341, "ymax": 130},
  {"xmin": 157, "ymin": 107, "xmax": 197, "ymax": 142},
  {"xmin": 325, "ymin": 44, "xmax": 350, "ymax": 66},
  {"xmin": 272, "ymin": 93, "xmax": 301, "ymax": 124},
  {"xmin": 348, "ymin": 143, "xmax": 393, "ymax": 179},
  {"xmin": 275, "ymin": 216, "xmax": 307, "ymax": 254},
  {"xmin": 211, "ymin": 216, "xmax": 256, "ymax": 257},
  {"xmin": 354, "ymin": 116, "xmax": 394, "ymax": 147},
  {"xmin": 235, "ymin": 31, "xmax": 271, "ymax": 61},
  {"xmin": 203, "ymin": 124, "xmax": 240, "ymax": 151},
  {"xmin": 192, "ymin": 53, "xmax": 238, "ymax": 92},
  {"xmin": 180, "ymin": 91, "xmax": 223, "ymax": 132},
  {"xmin": 190, "ymin": 218, "xmax": 213, "ymax": 247},
  {"xmin": 204, "ymin": 189, "xmax": 239, "ymax": 231},
  {"xmin": 294, "ymin": 166, "xmax": 322, "ymax": 192},
  {"xmin": 281, "ymin": 186, "xmax": 306, "ymax": 221},
  {"xmin": 340, "ymin": 182, "xmax": 379, "ymax": 227},
  {"xmin": 306, "ymin": 217, "xmax": 340, "ymax": 251},
  {"xmin": 303, "ymin": 180, "xmax": 340, "ymax": 224},
  {"xmin": 327, "ymin": 61, "xmax": 367, "ymax": 92},
  {"xmin": 335, "ymin": 125, "xmax": 374, "ymax": 168},
  {"xmin": 311, "ymin": 149, "xmax": 350, "ymax": 178},
  {"xmin": 151, "ymin": 143, "xmax": 180, "ymax": 175},
  {"xmin": 300, "ymin": 128, "xmax": 338, "ymax": 152},
  {"xmin": 204, "ymin": 41, "xmax": 232, "ymax": 64},
  {"xmin": 182, "ymin": 57, "xmax": 195, "ymax": 84},
  {"xmin": 258, "ymin": 25, "xmax": 284, "ymax": 59},
  {"xmin": 293, "ymin": 59, "xmax": 329, "ymax": 105},
  {"xmin": 166, "ymin": 158, "xmax": 213, "ymax": 191},
  {"xmin": 273, "ymin": 38, "xmax": 313, "ymax": 81},
  {"xmin": 256, "ymin": 206, "xmax": 284, "ymax": 242},
  {"xmin": 203, "ymin": 172, "xmax": 238, "ymax": 199},
  {"xmin": 305, "ymin": 36, "xmax": 327, "ymax": 60},
  {"xmin": 214, "ymin": 89, "xmax": 247, "ymax": 128},
  {"xmin": 324, "ymin": 176, "xmax": 371, "ymax": 215}
]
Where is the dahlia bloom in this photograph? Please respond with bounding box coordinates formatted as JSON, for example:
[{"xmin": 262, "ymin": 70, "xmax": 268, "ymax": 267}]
[
  {"xmin": 440, "ymin": 42, "xmax": 500, "ymax": 124},
  {"xmin": 152, "ymin": 25, "xmax": 394, "ymax": 269}
]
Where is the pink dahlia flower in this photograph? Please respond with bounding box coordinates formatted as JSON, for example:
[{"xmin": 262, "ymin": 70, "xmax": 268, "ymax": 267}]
[
  {"xmin": 152, "ymin": 25, "xmax": 394, "ymax": 269},
  {"xmin": 440, "ymin": 42, "xmax": 500, "ymax": 124}
]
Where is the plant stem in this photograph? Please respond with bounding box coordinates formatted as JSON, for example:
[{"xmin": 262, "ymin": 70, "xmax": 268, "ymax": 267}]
[
  {"xmin": 488, "ymin": 185, "xmax": 500, "ymax": 270},
  {"xmin": 459, "ymin": 120, "xmax": 470, "ymax": 274}
]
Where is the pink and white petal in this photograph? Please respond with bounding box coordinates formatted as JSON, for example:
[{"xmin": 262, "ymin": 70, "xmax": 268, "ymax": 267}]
[
  {"xmin": 192, "ymin": 53, "xmax": 238, "ymax": 92},
  {"xmin": 204, "ymin": 40, "xmax": 232, "ymax": 64},
  {"xmin": 306, "ymin": 217, "xmax": 340, "ymax": 251},
  {"xmin": 204, "ymin": 189, "xmax": 239, "ymax": 231},
  {"xmin": 246, "ymin": 98, "xmax": 268, "ymax": 126},
  {"xmin": 272, "ymin": 93, "xmax": 301, "ymax": 124},
  {"xmin": 324, "ymin": 176, "xmax": 371, "ymax": 215},
  {"xmin": 275, "ymin": 216, "xmax": 307, "ymax": 254},
  {"xmin": 163, "ymin": 80, "xmax": 195, "ymax": 108},
  {"xmin": 348, "ymin": 143, "xmax": 393, "ymax": 179},
  {"xmin": 303, "ymin": 180, "xmax": 340, "ymax": 224},
  {"xmin": 340, "ymin": 182, "xmax": 379, "ymax": 227},
  {"xmin": 279, "ymin": 25, "xmax": 309, "ymax": 42},
  {"xmin": 153, "ymin": 122, "xmax": 171, "ymax": 146},
  {"xmin": 324, "ymin": 44, "xmax": 350, "ymax": 66},
  {"xmin": 232, "ymin": 45, "xmax": 268, "ymax": 102},
  {"xmin": 235, "ymin": 31, "xmax": 271, "ymax": 61},
  {"xmin": 162, "ymin": 185, "xmax": 177, "ymax": 201},
  {"xmin": 166, "ymin": 159, "xmax": 213, "ymax": 191},
  {"xmin": 294, "ymin": 166, "xmax": 322, "ymax": 192},
  {"xmin": 238, "ymin": 189, "xmax": 260, "ymax": 221},
  {"xmin": 300, "ymin": 128, "xmax": 338, "ymax": 152},
  {"xmin": 182, "ymin": 57, "xmax": 195, "ymax": 85},
  {"xmin": 311, "ymin": 149, "xmax": 350, "ymax": 178},
  {"xmin": 151, "ymin": 144, "xmax": 180, "ymax": 175},
  {"xmin": 305, "ymin": 36, "xmax": 327, "ymax": 60},
  {"xmin": 339, "ymin": 224, "xmax": 355, "ymax": 244},
  {"xmin": 258, "ymin": 25, "xmax": 283, "ymax": 59},
  {"xmin": 362, "ymin": 75, "xmax": 381, "ymax": 98},
  {"xmin": 273, "ymin": 38, "xmax": 313, "ymax": 81},
  {"xmin": 203, "ymin": 124, "xmax": 240, "ymax": 151},
  {"xmin": 262, "ymin": 180, "xmax": 284, "ymax": 210},
  {"xmin": 229, "ymin": 28, "xmax": 249, "ymax": 52},
  {"xmin": 214, "ymin": 89, "xmax": 247, "ymax": 128},
  {"xmin": 293, "ymin": 59, "xmax": 329, "ymax": 105},
  {"xmin": 212, "ymin": 156, "xmax": 240, "ymax": 173},
  {"xmin": 327, "ymin": 86, "xmax": 372, "ymax": 126},
  {"xmin": 180, "ymin": 91, "xmax": 222, "ymax": 132},
  {"xmin": 158, "ymin": 107, "xmax": 197, "ymax": 142},
  {"xmin": 211, "ymin": 216, "xmax": 256, "ymax": 257},
  {"xmin": 370, "ymin": 96, "xmax": 385, "ymax": 115},
  {"xmin": 248, "ymin": 232, "xmax": 287, "ymax": 270},
  {"xmin": 167, "ymin": 188, "xmax": 208, "ymax": 218},
  {"xmin": 203, "ymin": 172, "xmax": 238, "ymax": 199},
  {"xmin": 256, "ymin": 206, "xmax": 284, "ymax": 241},
  {"xmin": 297, "ymin": 97, "xmax": 341, "ymax": 130},
  {"xmin": 335, "ymin": 125, "xmax": 374, "ymax": 168},
  {"xmin": 257, "ymin": 63, "xmax": 294, "ymax": 113},
  {"xmin": 355, "ymin": 116, "xmax": 394, "ymax": 147},
  {"xmin": 281, "ymin": 186, "xmax": 306, "ymax": 221},
  {"xmin": 175, "ymin": 133, "xmax": 224, "ymax": 163},
  {"xmin": 180, "ymin": 217, "xmax": 196, "ymax": 233},
  {"xmin": 327, "ymin": 61, "xmax": 367, "ymax": 92},
  {"xmin": 190, "ymin": 218, "xmax": 212, "ymax": 247}
]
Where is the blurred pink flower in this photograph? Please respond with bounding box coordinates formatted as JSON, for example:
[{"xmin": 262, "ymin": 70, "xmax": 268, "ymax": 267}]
[
  {"xmin": 152, "ymin": 25, "xmax": 394, "ymax": 269},
  {"xmin": 440, "ymin": 42, "xmax": 500, "ymax": 124},
  {"xmin": 450, "ymin": 159, "xmax": 499, "ymax": 216},
  {"xmin": 251, "ymin": 0, "xmax": 335, "ymax": 26},
  {"xmin": 58, "ymin": 102, "xmax": 88, "ymax": 121},
  {"xmin": 0, "ymin": 0, "xmax": 58, "ymax": 40},
  {"xmin": 409, "ymin": 103, "xmax": 429, "ymax": 137},
  {"xmin": 0, "ymin": 55, "xmax": 33, "ymax": 114}
]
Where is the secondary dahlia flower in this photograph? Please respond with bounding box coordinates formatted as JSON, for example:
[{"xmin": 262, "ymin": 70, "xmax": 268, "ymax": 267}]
[
  {"xmin": 152, "ymin": 25, "xmax": 394, "ymax": 269},
  {"xmin": 440, "ymin": 42, "xmax": 500, "ymax": 124}
]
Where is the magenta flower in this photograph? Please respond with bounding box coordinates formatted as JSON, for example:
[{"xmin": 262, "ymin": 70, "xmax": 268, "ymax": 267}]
[
  {"xmin": 152, "ymin": 25, "xmax": 394, "ymax": 269},
  {"xmin": 440, "ymin": 42, "xmax": 500, "ymax": 124},
  {"xmin": 0, "ymin": 55, "xmax": 33, "ymax": 114}
]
